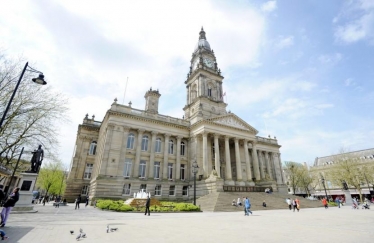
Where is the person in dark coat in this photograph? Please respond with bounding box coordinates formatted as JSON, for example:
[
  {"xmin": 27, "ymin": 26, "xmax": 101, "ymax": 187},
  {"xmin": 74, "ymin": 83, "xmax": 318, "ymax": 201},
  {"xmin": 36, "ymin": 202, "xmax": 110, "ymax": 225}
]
[
  {"xmin": 0, "ymin": 185, "xmax": 5, "ymax": 206},
  {"xmin": 75, "ymin": 195, "xmax": 81, "ymax": 210},
  {"xmin": 1, "ymin": 187, "xmax": 20, "ymax": 227},
  {"xmin": 145, "ymin": 196, "xmax": 151, "ymax": 216}
]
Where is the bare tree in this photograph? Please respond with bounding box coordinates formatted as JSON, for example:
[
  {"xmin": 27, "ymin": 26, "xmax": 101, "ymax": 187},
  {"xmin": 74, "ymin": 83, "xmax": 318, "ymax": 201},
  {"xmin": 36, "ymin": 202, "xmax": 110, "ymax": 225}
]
[{"xmin": 0, "ymin": 54, "xmax": 68, "ymax": 168}]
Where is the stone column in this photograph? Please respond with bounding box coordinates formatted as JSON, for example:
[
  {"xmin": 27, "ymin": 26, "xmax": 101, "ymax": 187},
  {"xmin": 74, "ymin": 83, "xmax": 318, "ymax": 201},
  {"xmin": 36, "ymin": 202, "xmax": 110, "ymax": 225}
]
[
  {"xmin": 133, "ymin": 129, "xmax": 144, "ymax": 177},
  {"xmin": 224, "ymin": 136, "xmax": 233, "ymax": 182},
  {"xmin": 272, "ymin": 152, "xmax": 283, "ymax": 184},
  {"xmin": 214, "ymin": 134, "xmax": 221, "ymax": 178},
  {"xmin": 251, "ymin": 142, "xmax": 260, "ymax": 181},
  {"xmin": 202, "ymin": 132, "xmax": 208, "ymax": 178},
  {"xmin": 243, "ymin": 140, "xmax": 254, "ymax": 185},
  {"xmin": 265, "ymin": 152, "xmax": 273, "ymax": 180},
  {"xmin": 162, "ymin": 134, "xmax": 170, "ymax": 179},
  {"xmin": 234, "ymin": 138, "xmax": 243, "ymax": 182},
  {"xmin": 117, "ymin": 126, "xmax": 130, "ymax": 176},
  {"xmin": 258, "ymin": 150, "xmax": 265, "ymax": 179},
  {"xmin": 277, "ymin": 153, "xmax": 285, "ymax": 184},
  {"xmin": 100, "ymin": 124, "xmax": 115, "ymax": 175},
  {"xmin": 148, "ymin": 131, "xmax": 158, "ymax": 178},
  {"xmin": 176, "ymin": 136, "xmax": 182, "ymax": 180}
]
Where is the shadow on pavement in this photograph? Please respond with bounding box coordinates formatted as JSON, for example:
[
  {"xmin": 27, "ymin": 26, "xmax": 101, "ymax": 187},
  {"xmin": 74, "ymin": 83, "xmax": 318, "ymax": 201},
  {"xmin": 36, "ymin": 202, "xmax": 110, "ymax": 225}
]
[{"xmin": 3, "ymin": 226, "xmax": 34, "ymax": 242}]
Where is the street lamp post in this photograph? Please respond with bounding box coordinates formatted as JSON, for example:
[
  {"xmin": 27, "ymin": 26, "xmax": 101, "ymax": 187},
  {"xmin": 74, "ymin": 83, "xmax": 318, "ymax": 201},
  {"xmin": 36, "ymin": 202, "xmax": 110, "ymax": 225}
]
[
  {"xmin": 6, "ymin": 147, "xmax": 24, "ymax": 196},
  {"xmin": 320, "ymin": 174, "xmax": 328, "ymax": 200},
  {"xmin": 0, "ymin": 62, "xmax": 46, "ymax": 129},
  {"xmin": 192, "ymin": 160, "xmax": 199, "ymax": 206}
]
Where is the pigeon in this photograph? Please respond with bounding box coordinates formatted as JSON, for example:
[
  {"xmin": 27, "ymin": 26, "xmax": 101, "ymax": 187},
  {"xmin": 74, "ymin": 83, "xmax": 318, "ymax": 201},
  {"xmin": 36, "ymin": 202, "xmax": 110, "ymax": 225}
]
[
  {"xmin": 79, "ymin": 228, "xmax": 83, "ymax": 233},
  {"xmin": 106, "ymin": 225, "xmax": 109, "ymax": 233},
  {"xmin": 82, "ymin": 232, "xmax": 87, "ymax": 238},
  {"xmin": 110, "ymin": 228, "xmax": 118, "ymax": 232},
  {"xmin": 76, "ymin": 234, "xmax": 81, "ymax": 241},
  {"xmin": 70, "ymin": 230, "xmax": 74, "ymax": 235}
]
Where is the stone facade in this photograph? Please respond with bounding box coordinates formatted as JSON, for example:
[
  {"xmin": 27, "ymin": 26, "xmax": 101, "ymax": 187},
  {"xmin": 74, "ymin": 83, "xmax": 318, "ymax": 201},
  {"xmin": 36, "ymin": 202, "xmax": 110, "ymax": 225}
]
[{"xmin": 65, "ymin": 28, "xmax": 286, "ymax": 202}]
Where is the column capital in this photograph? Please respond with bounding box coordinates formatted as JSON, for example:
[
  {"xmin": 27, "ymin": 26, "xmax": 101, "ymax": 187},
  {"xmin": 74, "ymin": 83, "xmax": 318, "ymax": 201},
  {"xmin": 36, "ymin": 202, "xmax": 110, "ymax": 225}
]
[
  {"xmin": 122, "ymin": 126, "xmax": 130, "ymax": 132},
  {"xmin": 177, "ymin": 136, "xmax": 183, "ymax": 140},
  {"xmin": 151, "ymin": 131, "xmax": 158, "ymax": 135},
  {"xmin": 251, "ymin": 141, "xmax": 257, "ymax": 146},
  {"xmin": 164, "ymin": 133, "xmax": 171, "ymax": 138},
  {"xmin": 234, "ymin": 137, "xmax": 239, "ymax": 142},
  {"xmin": 224, "ymin": 135, "xmax": 231, "ymax": 141},
  {"xmin": 214, "ymin": 134, "xmax": 220, "ymax": 139},
  {"xmin": 138, "ymin": 129, "xmax": 145, "ymax": 133}
]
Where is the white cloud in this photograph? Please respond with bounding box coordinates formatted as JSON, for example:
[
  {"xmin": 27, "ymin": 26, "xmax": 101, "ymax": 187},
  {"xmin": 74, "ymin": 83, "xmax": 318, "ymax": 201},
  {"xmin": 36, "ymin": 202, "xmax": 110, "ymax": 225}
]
[
  {"xmin": 314, "ymin": 104, "xmax": 334, "ymax": 109},
  {"xmin": 318, "ymin": 53, "xmax": 343, "ymax": 64},
  {"xmin": 333, "ymin": 0, "xmax": 374, "ymax": 44},
  {"xmin": 261, "ymin": 1, "xmax": 277, "ymax": 13},
  {"xmin": 275, "ymin": 35, "xmax": 294, "ymax": 49},
  {"xmin": 344, "ymin": 78, "xmax": 355, "ymax": 86}
]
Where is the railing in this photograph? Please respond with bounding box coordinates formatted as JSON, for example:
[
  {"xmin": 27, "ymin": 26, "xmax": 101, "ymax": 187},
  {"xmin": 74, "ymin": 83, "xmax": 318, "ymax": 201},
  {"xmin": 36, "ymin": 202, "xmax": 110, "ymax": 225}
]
[
  {"xmin": 112, "ymin": 104, "xmax": 189, "ymax": 126},
  {"xmin": 256, "ymin": 136, "xmax": 278, "ymax": 145},
  {"xmin": 223, "ymin": 186, "xmax": 271, "ymax": 192}
]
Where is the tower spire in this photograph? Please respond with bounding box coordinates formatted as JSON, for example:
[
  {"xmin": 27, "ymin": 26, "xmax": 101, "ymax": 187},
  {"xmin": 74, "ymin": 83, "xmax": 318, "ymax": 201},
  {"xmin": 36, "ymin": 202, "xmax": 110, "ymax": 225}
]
[{"xmin": 199, "ymin": 27, "xmax": 206, "ymax": 40}]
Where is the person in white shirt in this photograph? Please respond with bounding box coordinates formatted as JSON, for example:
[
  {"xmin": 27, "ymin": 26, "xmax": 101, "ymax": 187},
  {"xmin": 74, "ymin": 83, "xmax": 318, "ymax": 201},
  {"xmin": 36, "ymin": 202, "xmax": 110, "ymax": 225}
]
[
  {"xmin": 237, "ymin": 197, "xmax": 242, "ymax": 207},
  {"xmin": 286, "ymin": 198, "xmax": 292, "ymax": 210}
]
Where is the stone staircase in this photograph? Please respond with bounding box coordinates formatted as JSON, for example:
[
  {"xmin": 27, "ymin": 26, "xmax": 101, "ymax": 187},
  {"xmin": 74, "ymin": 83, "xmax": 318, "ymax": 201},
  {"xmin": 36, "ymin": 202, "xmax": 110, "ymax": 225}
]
[{"xmin": 197, "ymin": 192, "xmax": 322, "ymax": 212}]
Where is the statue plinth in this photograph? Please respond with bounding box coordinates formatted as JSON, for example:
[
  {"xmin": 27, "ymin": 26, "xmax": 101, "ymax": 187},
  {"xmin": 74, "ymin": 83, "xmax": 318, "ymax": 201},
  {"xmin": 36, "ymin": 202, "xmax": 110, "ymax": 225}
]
[{"xmin": 12, "ymin": 172, "xmax": 38, "ymax": 213}]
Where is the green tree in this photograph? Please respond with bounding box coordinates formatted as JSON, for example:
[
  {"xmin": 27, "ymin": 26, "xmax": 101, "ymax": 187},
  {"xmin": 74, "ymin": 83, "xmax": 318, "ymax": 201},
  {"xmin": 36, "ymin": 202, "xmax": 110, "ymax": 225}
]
[
  {"xmin": 285, "ymin": 161, "xmax": 304, "ymax": 195},
  {"xmin": 0, "ymin": 54, "xmax": 68, "ymax": 170},
  {"xmin": 298, "ymin": 167, "xmax": 316, "ymax": 197},
  {"xmin": 327, "ymin": 152, "xmax": 366, "ymax": 202},
  {"xmin": 36, "ymin": 160, "xmax": 65, "ymax": 197}
]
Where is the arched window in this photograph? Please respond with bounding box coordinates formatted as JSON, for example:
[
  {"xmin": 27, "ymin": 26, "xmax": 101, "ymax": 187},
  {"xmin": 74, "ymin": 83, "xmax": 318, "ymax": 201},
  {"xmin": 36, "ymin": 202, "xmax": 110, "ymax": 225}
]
[
  {"xmin": 168, "ymin": 140, "xmax": 174, "ymax": 154},
  {"xmin": 127, "ymin": 133, "xmax": 135, "ymax": 149},
  {"xmin": 155, "ymin": 138, "xmax": 161, "ymax": 153},
  {"xmin": 89, "ymin": 141, "xmax": 97, "ymax": 155},
  {"xmin": 141, "ymin": 135, "xmax": 149, "ymax": 151},
  {"xmin": 180, "ymin": 142, "xmax": 185, "ymax": 156}
]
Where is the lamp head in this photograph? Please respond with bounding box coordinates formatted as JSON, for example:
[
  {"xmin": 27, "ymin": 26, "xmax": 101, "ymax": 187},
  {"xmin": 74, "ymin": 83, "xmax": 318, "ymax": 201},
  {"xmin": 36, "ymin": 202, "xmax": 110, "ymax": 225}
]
[{"xmin": 32, "ymin": 74, "xmax": 47, "ymax": 85}]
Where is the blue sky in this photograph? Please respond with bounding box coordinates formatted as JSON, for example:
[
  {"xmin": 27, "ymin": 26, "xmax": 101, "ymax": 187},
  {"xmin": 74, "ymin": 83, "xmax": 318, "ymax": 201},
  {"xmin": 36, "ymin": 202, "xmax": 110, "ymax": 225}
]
[{"xmin": 1, "ymin": 0, "xmax": 373, "ymax": 167}]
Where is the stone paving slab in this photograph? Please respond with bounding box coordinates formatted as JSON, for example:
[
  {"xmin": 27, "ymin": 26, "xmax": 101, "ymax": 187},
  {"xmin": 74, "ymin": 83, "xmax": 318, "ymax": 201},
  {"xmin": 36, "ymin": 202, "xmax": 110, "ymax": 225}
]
[{"xmin": 2, "ymin": 203, "xmax": 373, "ymax": 242}]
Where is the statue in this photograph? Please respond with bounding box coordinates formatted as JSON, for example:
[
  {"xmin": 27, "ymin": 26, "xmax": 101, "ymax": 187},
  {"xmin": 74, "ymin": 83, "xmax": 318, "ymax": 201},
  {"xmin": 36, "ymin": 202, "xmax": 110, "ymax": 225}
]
[
  {"xmin": 31, "ymin": 145, "xmax": 44, "ymax": 173},
  {"xmin": 264, "ymin": 173, "xmax": 271, "ymax": 181}
]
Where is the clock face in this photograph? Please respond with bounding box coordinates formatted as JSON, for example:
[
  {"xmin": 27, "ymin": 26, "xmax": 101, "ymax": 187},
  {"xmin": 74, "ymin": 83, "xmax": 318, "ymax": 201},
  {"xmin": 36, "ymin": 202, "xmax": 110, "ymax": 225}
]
[{"xmin": 203, "ymin": 58, "xmax": 214, "ymax": 68}]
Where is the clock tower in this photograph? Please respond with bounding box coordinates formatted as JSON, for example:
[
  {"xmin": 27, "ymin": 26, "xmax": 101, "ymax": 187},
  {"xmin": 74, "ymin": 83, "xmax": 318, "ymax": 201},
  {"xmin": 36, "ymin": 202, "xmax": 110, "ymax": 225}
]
[
  {"xmin": 183, "ymin": 28, "xmax": 227, "ymax": 124},
  {"xmin": 145, "ymin": 88, "xmax": 161, "ymax": 114}
]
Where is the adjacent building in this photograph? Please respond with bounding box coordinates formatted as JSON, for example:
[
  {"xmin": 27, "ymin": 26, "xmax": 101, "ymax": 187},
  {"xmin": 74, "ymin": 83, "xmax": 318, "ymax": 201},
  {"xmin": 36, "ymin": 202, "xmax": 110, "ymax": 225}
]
[{"xmin": 65, "ymin": 28, "xmax": 287, "ymax": 202}]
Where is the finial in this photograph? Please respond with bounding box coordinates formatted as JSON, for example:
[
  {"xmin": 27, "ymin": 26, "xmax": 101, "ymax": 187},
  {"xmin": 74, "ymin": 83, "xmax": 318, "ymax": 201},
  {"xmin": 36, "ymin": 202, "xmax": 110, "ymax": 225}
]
[
  {"xmin": 183, "ymin": 115, "xmax": 185, "ymax": 119},
  {"xmin": 199, "ymin": 27, "xmax": 206, "ymax": 40},
  {"xmin": 268, "ymin": 135, "xmax": 270, "ymax": 138},
  {"xmin": 150, "ymin": 87, "xmax": 152, "ymax": 91},
  {"xmin": 218, "ymin": 68, "xmax": 221, "ymax": 75},
  {"xmin": 85, "ymin": 114, "xmax": 88, "ymax": 119},
  {"xmin": 114, "ymin": 97, "xmax": 118, "ymax": 103},
  {"xmin": 128, "ymin": 101, "xmax": 132, "ymax": 107},
  {"xmin": 274, "ymin": 136, "xmax": 277, "ymax": 139},
  {"xmin": 92, "ymin": 114, "xmax": 95, "ymax": 120}
]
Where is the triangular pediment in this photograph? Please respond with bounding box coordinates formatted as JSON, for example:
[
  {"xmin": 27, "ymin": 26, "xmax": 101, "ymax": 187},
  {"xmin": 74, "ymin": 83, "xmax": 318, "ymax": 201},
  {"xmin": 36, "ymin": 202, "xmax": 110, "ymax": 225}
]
[{"xmin": 206, "ymin": 114, "xmax": 258, "ymax": 134}]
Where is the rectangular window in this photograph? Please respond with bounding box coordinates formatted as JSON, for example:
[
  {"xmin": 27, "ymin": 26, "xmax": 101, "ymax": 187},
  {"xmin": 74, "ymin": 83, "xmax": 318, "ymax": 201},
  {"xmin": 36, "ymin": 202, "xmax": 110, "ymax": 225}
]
[
  {"xmin": 123, "ymin": 158, "xmax": 132, "ymax": 177},
  {"xmin": 84, "ymin": 163, "xmax": 93, "ymax": 179},
  {"xmin": 155, "ymin": 138, "xmax": 161, "ymax": 153},
  {"xmin": 180, "ymin": 164, "xmax": 185, "ymax": 180},
  {"xmin": 180, "ymin": 142, "xmax": 185, "ymax": 156},
  {"xmin": 182, "ymin": 186, "xmax": 188, "ymax": 196},
  {"xmin": 81, "ymin": 185, "xmax": 89, "ymax": 195},
  {"xmin": 169, "ymin": 185, "xmax": 175, "ymax": 196},
  {"xmin": 139, "ymin": 160, "xmax": 146, "ymax": 178},
  {"xmin": 122, "ymin": 184, "xmax": 131, "ymax": 195},
  {"xmin": 154, "ymin": 162, "xmax": 160, "ymax": 179},
  {"xmin": 155, "ymin": 185, "xmax": 161, "ymax": 196},
  {"xmin": 168, "ymin": 163, "xmax": 173, "ymax": 179},
  {"xmin": 140, "ymin": 184, "xmax": 147, "ymax": 191}
]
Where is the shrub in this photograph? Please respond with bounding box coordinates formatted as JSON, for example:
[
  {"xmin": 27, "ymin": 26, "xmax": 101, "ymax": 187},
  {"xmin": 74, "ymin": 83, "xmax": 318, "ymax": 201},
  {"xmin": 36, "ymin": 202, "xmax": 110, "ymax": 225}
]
[
  {"xmin": 328, "ymin": 202, "xmax": 338, "ymax": 207},
  {"xmin": 96, "ymin": 200, "xmax": 113, "ymax": 210},
  {"xmin": 119, "ymin": 204, "xmax": 134, "ymax": 212}
]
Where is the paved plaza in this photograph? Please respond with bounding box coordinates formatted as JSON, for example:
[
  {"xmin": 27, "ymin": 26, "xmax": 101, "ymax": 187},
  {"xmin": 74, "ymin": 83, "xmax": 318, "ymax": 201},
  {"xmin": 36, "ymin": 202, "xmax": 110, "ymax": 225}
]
[{"xmin": 3, "ymin": 203, "xmax": 373, "ymax": 242}]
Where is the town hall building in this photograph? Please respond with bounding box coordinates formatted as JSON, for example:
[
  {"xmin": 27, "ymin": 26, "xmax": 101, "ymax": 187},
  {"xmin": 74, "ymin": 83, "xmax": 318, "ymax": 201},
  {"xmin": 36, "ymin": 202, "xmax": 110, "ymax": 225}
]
[{"xmin": 65, "ymin": 28, "xmax": 286, "ymax": 202}]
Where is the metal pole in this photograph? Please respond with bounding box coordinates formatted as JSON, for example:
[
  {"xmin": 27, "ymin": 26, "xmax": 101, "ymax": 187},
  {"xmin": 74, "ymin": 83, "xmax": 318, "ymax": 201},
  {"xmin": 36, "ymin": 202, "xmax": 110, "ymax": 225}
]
[
  {"xmin": 322, "ymin": 180, "xmax": 328, "ymax": 199},
  {"xmin": 6, "ymin": 147, "xmax": 24, "ymax": 196},
  {"xmin": 193, "ymin": 171, "xmax": 196, "ymax": 205},
  {"xmin": 0, "ymin": 62, "xmax": 28, "ymax": 129}
]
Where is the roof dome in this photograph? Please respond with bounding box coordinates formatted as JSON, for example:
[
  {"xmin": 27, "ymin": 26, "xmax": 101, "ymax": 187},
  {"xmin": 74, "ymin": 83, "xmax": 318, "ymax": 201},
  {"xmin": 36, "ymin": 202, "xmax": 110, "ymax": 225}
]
[{"xmin": 194, "ymin": 27, "xmax": 211, "ymax": 51}]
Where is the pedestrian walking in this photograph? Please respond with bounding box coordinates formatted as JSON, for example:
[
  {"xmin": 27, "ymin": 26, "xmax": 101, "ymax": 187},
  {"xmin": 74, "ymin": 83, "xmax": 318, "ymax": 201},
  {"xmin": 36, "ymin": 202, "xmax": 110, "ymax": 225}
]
[
  {"xmin": 1, "ymin": 187, "xmax": 20, "ymax": 227},
  {"xmin": 85, "ymin": 197, "xmax": 89, "ymax": 207},
  {"xmin": 75, "ymin": 195, "xmax": 81, "ymax": 210},
  {"xmin": 55, "ymin": 196, "xmax": 61, "ymax": 208},
  {"xmin": 244, "ymin": 197, "xmax": 252, "ymax": 216},
  {"xmin": 292, "ymin": 199, "xmax": 297, "ymax": 212},
  {"xmin": 322, "ymin": 197, "xmax": 328, "ymax": 209},
  {"xmin": 286, "ymin": 198, "xmax": 292, "ymax": 210},
  {"xmin": 335, "ymin": 197, "xmax": 341, "ymax": 208},
  {"xmin": 295, "ymin": 198, "xmax": 300, "ymax": 212},
  {"xmin": 144, "ymin": 196, "xmax": 151, "ymax": 216}
]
